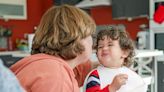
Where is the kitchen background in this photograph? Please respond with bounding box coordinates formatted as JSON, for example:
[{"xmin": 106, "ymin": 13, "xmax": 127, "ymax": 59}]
[
  {"xmin": 1, "ymin": 0, "xmax": 164, "ymax": 92},
  {"xmin": 0, "ymin": 0, "xmax": 149, "ymax": 51}
]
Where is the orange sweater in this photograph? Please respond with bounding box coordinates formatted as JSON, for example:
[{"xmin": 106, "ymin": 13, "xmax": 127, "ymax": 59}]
[
  {"xmin": 74, "ymin": 60, "xmax": 92, "ymax": 87},
  {"xmin": 10, "ymin": 54, "xmax": 79, "ymax": 92}
]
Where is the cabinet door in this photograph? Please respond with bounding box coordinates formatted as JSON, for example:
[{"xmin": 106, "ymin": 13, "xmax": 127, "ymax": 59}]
[
  {"xmin": 157, "ymin": 62, "xmax": 164, "ymax": 92},
  {"xmin": 54, "ymin": 0, "xmax": 81, "ymax": 5},
  {"xmin": 0, "ymin": 0, "xmax": 27, "ymax": 20}
]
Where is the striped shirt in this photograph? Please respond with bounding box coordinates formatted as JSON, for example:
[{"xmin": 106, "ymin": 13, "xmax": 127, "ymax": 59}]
[{"xmin": 86, "ymin": 70, "xmax": 110, "ymax": 92}]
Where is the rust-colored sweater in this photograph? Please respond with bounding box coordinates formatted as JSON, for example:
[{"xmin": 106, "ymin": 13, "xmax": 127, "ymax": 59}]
[
  {"xmin": 10, "ymin": 54, "xmax": 79, "ymax": 92},
  {"xmin": 73, "ymin": 60, "xmax": 92, "ymax": 87}
]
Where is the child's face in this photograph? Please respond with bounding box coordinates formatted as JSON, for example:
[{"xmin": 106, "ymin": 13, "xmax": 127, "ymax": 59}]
[{"xmin": 97, "ymin": 36, "xmax": 127, "ymax": 68}]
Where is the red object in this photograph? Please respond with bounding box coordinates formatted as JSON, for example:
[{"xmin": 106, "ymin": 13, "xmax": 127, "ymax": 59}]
[{"xmin": 154, "ymin": 4, "xmax": 164, "ymax": 24}]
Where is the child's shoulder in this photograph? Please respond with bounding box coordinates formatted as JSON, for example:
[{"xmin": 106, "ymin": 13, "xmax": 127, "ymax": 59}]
[{"xmin": 88, "ymin": 69, "xmax": 99, "ymax": 77}]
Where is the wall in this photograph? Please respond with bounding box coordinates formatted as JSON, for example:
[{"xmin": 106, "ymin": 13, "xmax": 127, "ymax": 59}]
[
  {"xmin": 0, "ymin": 0, "xmax": 53, "ymax": 50},
  {"xmin": 0, "ymin": 1, "xmax": 149, "ymax": 50},
  {"xmin": 90, "ymin": 6, "xmax": 149, "ymax": 40}
]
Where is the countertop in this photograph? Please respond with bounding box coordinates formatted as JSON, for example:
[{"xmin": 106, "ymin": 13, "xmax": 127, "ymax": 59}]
[{"xmin": 0, "ymin": 49, "xmax": 163, "ymax": 60}]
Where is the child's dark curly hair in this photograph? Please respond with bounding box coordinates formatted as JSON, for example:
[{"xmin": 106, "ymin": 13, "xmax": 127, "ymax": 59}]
[{"xmin": 96, "ymin": 26, "xmax": 135, "ymax": 67}]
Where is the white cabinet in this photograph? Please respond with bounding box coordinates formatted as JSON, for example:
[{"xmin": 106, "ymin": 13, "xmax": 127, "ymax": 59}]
[
  {"xmin": 0, "ymin": 0, "xmax": 27, "ymax": 20},
  {"xmin": 149, "ymin": 0, "xmax": 164, "ymax": 50},
  {"xmin": 149, "ymin": 0, "xmax": 164, "ymax": 92}
]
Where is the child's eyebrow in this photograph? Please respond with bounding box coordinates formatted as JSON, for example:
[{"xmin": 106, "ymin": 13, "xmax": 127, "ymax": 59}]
[
  {"xmin": 98, "ymin": 42, "xmax": 103, "ymax": 45},
  {"xmin": 97, "ymin": 41, "xmax": 104, "ymax": 46},
  {"xmin": 98, "ymin": 40, "xmax": 113, "ymax": 45}
]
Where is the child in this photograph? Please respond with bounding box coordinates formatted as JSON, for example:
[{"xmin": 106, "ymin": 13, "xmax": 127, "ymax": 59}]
[{"xmin": 84, "ymin": 26, "xmax": 147, "ymax": 92}]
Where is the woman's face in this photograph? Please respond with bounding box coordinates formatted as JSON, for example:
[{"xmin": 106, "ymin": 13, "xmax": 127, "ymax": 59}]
[{"xmin": 80, "ymin": 36, "xmax": 93, "ymax": 63}]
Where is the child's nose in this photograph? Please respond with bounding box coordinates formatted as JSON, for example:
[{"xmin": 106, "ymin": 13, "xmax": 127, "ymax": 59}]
[{"xmin": 102, "ymin": 46, "xmax": 109, "ymax": 50}]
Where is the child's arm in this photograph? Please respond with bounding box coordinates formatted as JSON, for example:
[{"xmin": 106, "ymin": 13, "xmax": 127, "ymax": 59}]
[{"xmin": 85, "ymin": 70, "xmax": 128, "ymax": 92}]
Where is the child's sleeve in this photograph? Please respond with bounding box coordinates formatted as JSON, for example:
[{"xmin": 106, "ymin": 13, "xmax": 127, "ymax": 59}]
[{"xmin": 85, "ymin": 70, "xmax": 110, "ymax": 92}]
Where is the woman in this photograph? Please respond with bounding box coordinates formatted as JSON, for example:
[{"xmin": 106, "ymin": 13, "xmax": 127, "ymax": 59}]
[{"xmin": 10, "ymin": 4, "xmax": 96, "ymax": 92}]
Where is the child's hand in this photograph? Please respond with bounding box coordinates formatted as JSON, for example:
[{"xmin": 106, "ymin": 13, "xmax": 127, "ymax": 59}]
[{"xmin": 108, "ymin": 74, "xmax": 128, "ymax": 92}]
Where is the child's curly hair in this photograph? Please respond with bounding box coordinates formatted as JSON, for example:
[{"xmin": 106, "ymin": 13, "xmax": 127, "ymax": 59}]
[{"xmin": 96, "ymin": 26, "xmax": 135, "ymax": 67}]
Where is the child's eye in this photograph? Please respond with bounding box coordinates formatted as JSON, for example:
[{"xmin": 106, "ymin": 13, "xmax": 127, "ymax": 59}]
[
  {"xmin": 108, "ymin": 44, "xmax": 113, "ymax": 46},
  {"xmin": 98, "ymin": 46, "xmax": 103, "ymax": 49}
]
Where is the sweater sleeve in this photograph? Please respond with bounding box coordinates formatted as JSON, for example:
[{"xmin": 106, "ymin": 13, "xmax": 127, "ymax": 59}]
[
  {"xmin": 74, "ymin": 60, "xmax": 92, "ymax": 87},
  {"xmin": 86, "ymin": 70, "xmax": 110, "ymax": 92}
]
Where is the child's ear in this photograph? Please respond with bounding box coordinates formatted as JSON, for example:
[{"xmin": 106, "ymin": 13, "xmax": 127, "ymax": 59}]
[{"xmin": 122, "ymin": 50, "xmax": 129, "ymax": 58}]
